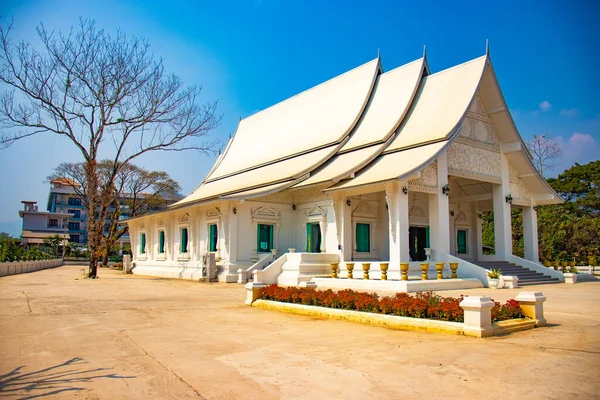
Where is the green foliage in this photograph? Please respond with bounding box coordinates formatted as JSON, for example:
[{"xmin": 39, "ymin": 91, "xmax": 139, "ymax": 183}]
[
  {"xmin": 42, "ymin": 234, "xmax": 64, "ymax": 257},
  {"xmin": 487, "ymin": 269, "xmax": 502, "ymax": 279},
  {"xmin": 0, "ymin": 233, "xmax": 24, "ymax": 262},
  {"xmin": 481, "ymin": 161, "xmax": 599, "ymax": 265}
]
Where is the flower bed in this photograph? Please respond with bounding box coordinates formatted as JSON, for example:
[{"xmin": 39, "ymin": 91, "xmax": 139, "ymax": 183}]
[{"xmin": 260, "ymin": 285, "xmax": 524, "ymax": 323}]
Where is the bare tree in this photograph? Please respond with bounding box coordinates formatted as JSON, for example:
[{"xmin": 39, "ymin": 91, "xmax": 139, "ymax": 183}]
[
  {"xmin": 102, "ymin": 163, "xmax": 181, "ymax": 267},
  {"xmin": 1, "ymin": 19, "xmax": 220, "ymax": 277},
  {"xmin": 526, "ymin": 134, "xmax": 563, "ymax": 177}
]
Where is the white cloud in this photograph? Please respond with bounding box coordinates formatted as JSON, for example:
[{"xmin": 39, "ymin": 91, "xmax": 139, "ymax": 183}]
[
  {"xmin": 559, "ymin": 108, "xmax": 579, "ymax": 117},
  {"xmin": 568, "ymin": 132, "xmax": 595, "ymax": 146},
  {"xmin": 539, "ymin": 100, "xmax": 552, "ymax": 112}
]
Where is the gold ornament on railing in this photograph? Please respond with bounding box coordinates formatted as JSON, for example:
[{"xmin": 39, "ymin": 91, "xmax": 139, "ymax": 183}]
[
  {"xmin": 449, "ymin": 262, "xmax": 459, "ymax": 279},
  {"xmin": 362, "ymin": 263, "xmax": 370, "ymax": 280},
  {"xmin": 420, "ymin": 262, "xmax": 429, "ymax": 280},
  {"xmin": 331, "ymin": 262, "xmax": 339, "ymax": 279},
  {"xmin": 380, "ymin": 263, "xmax": 389, "ymax": 280},
  {"xmin": 435, "ymin": 262, "xmax": 445, "ymax": 280},
  {"xmin": 346, "ymin": 262, "xmax": 354, "ymax": 279},
  {"xmin": 400, "ymin": 262, "xmax": 409, "ymax": 281}
]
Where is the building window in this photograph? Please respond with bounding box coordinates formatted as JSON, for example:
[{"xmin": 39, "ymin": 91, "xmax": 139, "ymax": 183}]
[
  {"xmin": 257, "ymin": 224, "xmax": 273, "ymax": 252},
  {"xmin": 158, "ymin": 231, "xmax": 165, "ymax": 254},
  {"xmin": 140, "ymin": 233, "xmax": 146, "ymax": 254},
  {"xmin": 306, "ymin": 223, "xmax": 321, "ymax": 253},
  {"xmin": 68, "ymin": 222, "xmax": 80, "ymax": 231},
  {"xmin": 180, "ymin": 228, "xmax": 189, "ymax": 253},
  {"xmin": 67, "ymin": 197, "xmax": 81, "ymax": 206},
  {"xmin": 356, "ymin": 223, "xmax": 370, "ymax": 253},
  {"xmin": 68, "ymin": 210, "xmax": 81, "ymax": 218},
  {"xmin": 70, "ymin": 235, "xmax": 80, "ymax": 243},
  {"xmin": 209, "ymin": 224, "xmax": 218, "ymax": 252},
  {"xmin": 48, "ymin": 218, "xmax": 58, "ymax": 227},
  {"xmin": 457, "ymin": 229, "xmax": 468, "ymax": 254}
]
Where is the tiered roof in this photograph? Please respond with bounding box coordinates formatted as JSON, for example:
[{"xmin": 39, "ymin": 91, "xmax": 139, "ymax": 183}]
[{"xmin": 170, "ymin": 49, "xmax": 560, "ymax": 209}]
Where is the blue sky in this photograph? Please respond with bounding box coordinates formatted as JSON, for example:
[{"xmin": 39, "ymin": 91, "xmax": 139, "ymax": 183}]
[{"xmin": 1, "ymin": 0, "xmax": 599, "ymax": 236}]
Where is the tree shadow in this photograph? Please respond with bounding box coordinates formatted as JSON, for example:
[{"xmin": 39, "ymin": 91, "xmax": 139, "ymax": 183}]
[{"xmin": 0, "ymin": 357, "xmax": 135, "ymax": 399}]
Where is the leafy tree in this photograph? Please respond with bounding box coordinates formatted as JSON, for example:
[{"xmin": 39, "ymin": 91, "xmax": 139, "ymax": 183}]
[
  {"xmin": 42, "ymin": 234, "xmax": 64, "ymax": 257},
  {"xmin": 0, "ymin": 19, "xmax": 220, "ymax": 277},
  {"xmin": 0, "ymin": 232, "xmax": 24, "ymax": 262}
]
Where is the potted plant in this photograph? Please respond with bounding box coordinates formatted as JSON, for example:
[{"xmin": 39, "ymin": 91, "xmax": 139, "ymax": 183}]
[
  {"xmin": 487, "ymin": 268, "xmax": 502, "ymax": 289},
  {"xmin": 564, "ymin": 266, "xmax": 578, "ymax": 284}
]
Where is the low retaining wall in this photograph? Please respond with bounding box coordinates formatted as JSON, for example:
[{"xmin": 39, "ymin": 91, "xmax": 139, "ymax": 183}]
[
  {"xmin": 0, "ymin": 259, "xmax": 63, "ymax": 277},
  {"xmin": 247, "ymin": 289, "xmax": 548, "ymax": 338}
]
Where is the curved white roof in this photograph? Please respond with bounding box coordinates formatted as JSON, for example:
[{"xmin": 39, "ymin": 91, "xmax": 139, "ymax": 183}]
[
  {"xmin": 385, "ymin": 55, "xmax": 487, "ymax": 152},
  {"xmin": 340, "ymin": 58, "xmax": 425, "ymax": 152},
  {"xmin": 326, "ymin": 140, "xmax": 449, "ymax": 191},
  {"xmin": 292, "ymin": 143, "xmax": 385, "ymax": 189},
  {"xmin": 172, "ymin": 145, "xmax": 337, "ymax": 207},
  {"xmin": 204, "ymin": 58, "xmax": 380, "ymax": 182}
]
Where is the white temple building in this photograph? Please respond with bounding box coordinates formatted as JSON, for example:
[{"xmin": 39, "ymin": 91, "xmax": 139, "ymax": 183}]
[{"xmin": 125, "ymin": 48, "xmax": 564, "ymax": 287}]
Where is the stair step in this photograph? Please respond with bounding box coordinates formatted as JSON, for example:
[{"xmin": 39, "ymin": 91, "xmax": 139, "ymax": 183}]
[{"xmin": 473, "ymin": 259, "xmax": 560, "ymax": 285}]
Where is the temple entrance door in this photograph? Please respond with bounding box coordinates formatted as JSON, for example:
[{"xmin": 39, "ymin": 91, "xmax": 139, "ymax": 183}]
[
  {"xmin": 306, "ymin": 223, "xmax": 322, "ymax": 253},
  {"xmin": 409, "ymin": 226, "xmax": 428, "ymax": 261}
]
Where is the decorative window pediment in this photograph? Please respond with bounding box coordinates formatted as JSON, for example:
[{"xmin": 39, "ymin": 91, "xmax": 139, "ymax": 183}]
[
  {"xmin": 157, "ymin": 218, "xmax": 165, "ymax": 227},
  {"xmin": 454, "ymin": 211, "xmax": 468, "ymax": 224},
  {"xmin": 409, "ymin": 205, "xmax": 428, "ymax": 219},
  {"xmin": 352, "ymin": 201, "xmax": 375, "ymax": 219},
  {"xmin": 251, "ymin": 206, "xmax": 280, "ymax": 221},
  {"xmin": 305, "ymin": 205, "xmax": 326, "ymax": 221},
  {"xmin": 179, "ymin": 213, "xmax": 190, "ymax": 223},
  {"xmin": 206, "ymin": 207, "xmax": 221, "ymax": 220}
]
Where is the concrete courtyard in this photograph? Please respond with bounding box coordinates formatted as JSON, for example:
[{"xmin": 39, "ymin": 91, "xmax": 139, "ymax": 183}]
[{"xmin": 0, "ymin": 265, "xmax": 598, "ymax": 399}]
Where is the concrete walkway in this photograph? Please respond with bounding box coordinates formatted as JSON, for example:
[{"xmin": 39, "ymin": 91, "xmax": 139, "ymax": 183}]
[{"xmin": 0, "ymin": 265, "xmax": 598, "ymax": 399}]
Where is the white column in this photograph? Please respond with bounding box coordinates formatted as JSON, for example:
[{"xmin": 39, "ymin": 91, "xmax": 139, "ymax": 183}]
[
  {"xmin": 429, "ymin": 155, "xmax": 450, "ymax": 258},
  {"xmin": 228, "ymin": 204, "xmax": 238, "ymax": 263},
  {"xmin": 493, "ymin": 151, "xmax": 512, "ymax": 260},
  {"xmin": 522, "ymin": 206, "xmax": 539, "ymax": 262},
  {"xmin": 472, "ymin": 203, "xmax": 481, "ymax": 262},
  {"xmin": 319, "ymin": 219, "xmax": 326, "ymax": 253},
  {"xmin": 342, "ymin": 195, "xmax": 353, "ymax": 261},
  {"xmin": 386, "ymin": 181, "xmax": 410, "ymax": 264}
]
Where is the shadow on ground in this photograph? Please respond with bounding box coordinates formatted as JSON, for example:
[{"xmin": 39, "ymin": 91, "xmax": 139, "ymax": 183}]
[{"xmin": 0, "ymin": 357, "xmax": 135, "ymax": 399}]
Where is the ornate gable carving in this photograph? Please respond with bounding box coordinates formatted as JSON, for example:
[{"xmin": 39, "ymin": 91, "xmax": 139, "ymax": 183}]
[
  {"xmin": 157, "ymin": 217, "xmax": 165, "ymax": 227},
  {"xmin": 447, "ymin": 142, "xmax": 501, "ymax": 184},
  {"xmin": 251, "ymin": 206, "xmax": 280, "ymax": 221},
  {"xmin": 408, "ymin": 162, "xmax": 438, "ymax": 194}
]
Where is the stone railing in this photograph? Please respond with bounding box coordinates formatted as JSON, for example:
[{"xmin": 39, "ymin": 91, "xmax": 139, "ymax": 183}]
[
  {"xmin": 237, "ymin": 253, "xmax": 273, "ymax": 284},
  {"xmin": 0, "ymin": 259, "xmax": 63, "ymax": 277}
]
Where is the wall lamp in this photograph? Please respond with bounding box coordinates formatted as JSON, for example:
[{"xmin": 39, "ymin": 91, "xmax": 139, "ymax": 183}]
[
  {"xmin": 402, "ymin": 186, "xmax": 408, "ymax": 195},
  {"xmin": 292, "ymin": 204, "xmax": 296, "ymax": 211},
  {"xmin": 450, "ymin": 211, "xmax": 455, "ymax": 217},
  {"xmin": 232, "ymin": 207, "xmax": 237, "ymax": 214},
  {"xmin": 505, "ymin": 194, "xmax": 513, "ymax": 204},
  {"xmin": 346, "ymin": 199, "xmax": 352, "ymax": 207},
  {"xmin": 442, "ymin": 184, "xmax": 450, "ymax": 196}
]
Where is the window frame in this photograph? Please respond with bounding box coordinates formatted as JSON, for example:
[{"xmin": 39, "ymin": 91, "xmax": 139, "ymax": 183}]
[{"xmin": 256, "ymin": 223, "xmax": 274, "ymax": 253}]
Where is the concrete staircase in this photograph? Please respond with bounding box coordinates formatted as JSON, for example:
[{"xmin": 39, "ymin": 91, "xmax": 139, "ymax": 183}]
[
  {"xmin": 276, "ymin": 253, "xmax": 339, "ymax": 286},
  {"xmin": 475, "ymin": 261, "xmax": 560, "ymax": 286}
]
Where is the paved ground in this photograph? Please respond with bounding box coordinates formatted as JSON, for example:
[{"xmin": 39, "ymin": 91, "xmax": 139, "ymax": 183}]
[{"xmin": 0, "ymin": 265, "xmax": 599, "ymax": 399}]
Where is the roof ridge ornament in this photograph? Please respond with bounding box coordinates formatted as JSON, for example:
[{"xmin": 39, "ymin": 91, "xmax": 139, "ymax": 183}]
[{"xmin": 486, "ymin": 39, "xmax": 489, "ymax": 56}]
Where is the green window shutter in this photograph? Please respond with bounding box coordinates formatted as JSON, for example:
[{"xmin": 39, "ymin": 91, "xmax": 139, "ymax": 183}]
[
  {"xmin": 457, "ymin": 230, "xmax": 467, "ymax": 254},
  {"xmin": 181, "ymin": 228, "xmax": 188, "ymax": 253},
  {"xmin": 356, "ymin": 223, "xmax": 370, "ymax": 253},
  {"xmin": 306, "ymin": 224, "xmax": 312, "ymax": 252},
  {"xmin": 141, "ymin": 233, "xmax": 146, "ymax": 254},
  {"xmin": 258, "ymin": 224, "xmax": 273, "ymax": 252},
  {"xmin": 209, "ymin": 224, "xmax": 218, "ymax": 252},
  {"xmin": 159, "ymin": 231, "xmax": 165, "ymax": 253},
  {"xmin": 425, "ymin": 226, "xmax": 430, "ymax": 248}
]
